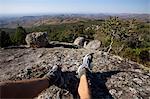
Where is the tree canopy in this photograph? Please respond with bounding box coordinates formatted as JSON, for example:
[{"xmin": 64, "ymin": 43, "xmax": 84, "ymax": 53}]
[{"xmin": 13, "ymin": 26, "xmax": 27, "ymax": 45}]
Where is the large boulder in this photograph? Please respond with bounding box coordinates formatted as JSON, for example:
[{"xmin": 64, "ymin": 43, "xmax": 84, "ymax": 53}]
[
  {"xmin": 85, "ymin": 40, "xmax": 101, "ymax": 50},
  {"xmin": 25, "ymin": 32, "xmax": 49, "ymax": 48},
  {"xmin": 73, "ymin": 37, "xmax": 85, "ymax": 47}
]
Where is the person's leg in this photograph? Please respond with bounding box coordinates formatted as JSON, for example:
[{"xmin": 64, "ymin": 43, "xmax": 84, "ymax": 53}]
[
  {"xmin": 77, "ymin": 53, "xmax": 93, "ymax": 99},
  {"xmin": 78, "ymin": 69, "xmax": 91, "ymax": 99},
  {"xmin": 0, "ymin": 77, "xmax": 49, "ymax": 98},
  {"xmin": 0, "ymin": 65, "xmax": 63, "ymax": 98}
]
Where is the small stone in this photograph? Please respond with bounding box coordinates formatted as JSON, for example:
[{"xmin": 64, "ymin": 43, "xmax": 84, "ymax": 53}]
[
  {"xmin": 118, "ymin": 91, "xmax": 123, "ymax": 96},
  {"xmin": 7, "ymin": 56, "xmax": 15, "ymax": 62},
  {"xmin": 25, "ymin": 66, "xmax": 32, "ymax": 75},
  {"xmin": 143, "ymin": 75, "xmax": 149, "ymax": 79},
  {"xmin": 109, "ymin": 89, "xmax": 117, "ymax": 95},
  {"xmin": 132, "ymin": 95, "xmax": 139, "ymax": 99},
  {"xmin": 118, "ymin": 61, "xmax": 121, "ymax": 63},
  {"xmin": 129, "ymin": 87, "xmax": 137, "ymax": 94},
  {"xmin": 146, "ymin": 87, "xmax": 150, "ymax": 91},
  {"xmin": 134, "ymin": 69, "xmax": 142, "ymax": 73},
  {"xmin": 112, "ymin": 55, "xmax": 123, "ymax": 61},
  {"xmin": 18, "ymin": 74, "xmax": 23, "ymax": 77},
  {"xmin": 133, "ymin": 78, "xmax": 143, "ymax": 84},
  {"xmin": 38, "ymin": 53, "xmax": 43, "ymax": 58}
]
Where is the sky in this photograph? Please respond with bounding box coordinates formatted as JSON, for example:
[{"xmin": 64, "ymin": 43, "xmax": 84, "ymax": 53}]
[{"xmin": 0, "ymin": 0, "xmax": 150, "ymax": 16}]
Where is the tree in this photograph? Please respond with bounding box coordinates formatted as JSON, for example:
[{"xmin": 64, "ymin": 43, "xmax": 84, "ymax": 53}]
[
  {"xmin": 0, "ymin": 31, "xmax": 12, "ymax": 47},
  {"xmin": 85, "ymin": 27, "xmax": 95, "ymax": 40},
  {"xmin": 99, "ymin": 17, "xmax": 127, "ymax": 53},
  {"xmin": 70, "ymin": 24, "xmax": 85, "ymax": 40},
  {"xmin": 13, "ymin": 26, "xmax": 26, "ymax": 45}
]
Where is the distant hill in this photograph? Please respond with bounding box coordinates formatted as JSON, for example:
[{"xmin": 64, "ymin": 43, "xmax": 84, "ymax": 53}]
[{"xmin": 0, "ymin": 13, "xmax": 149, "ymax": 28}]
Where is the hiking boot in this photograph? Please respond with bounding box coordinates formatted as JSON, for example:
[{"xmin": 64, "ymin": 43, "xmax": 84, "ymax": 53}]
[
  {"xmin": 45, "ymin": 65, "xmax": 64, "ymax": 87},
  {"xmin": 77, "ymin": 53, "xmax": 94, "ymax": 78}
]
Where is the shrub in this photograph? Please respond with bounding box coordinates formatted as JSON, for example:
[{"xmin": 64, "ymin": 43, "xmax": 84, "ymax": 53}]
[
  {"xmin": 13, "ymin": 26, "xmax": 27, "ymax": 45},
  {"xmin": 0, "ymin": 31, "xmax": 12, "ymax": 47},
  {"xmin": 139, "ymin": 50, "xmax": 150, "ymax": 62}
]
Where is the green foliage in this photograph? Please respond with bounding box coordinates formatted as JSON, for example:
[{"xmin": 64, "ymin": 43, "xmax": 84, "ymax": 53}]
[
  {"xmin": 13, "ymin": 26, "xmax": 26, "ymax": 45},
  {"xmin": 85, "ymin": 27, "xmax": 95, "ymax": 40},
  {"xmin": 120, "ymin": 48, "xmax": 150, "ymax": 67},
  {"xmin": 28, "ymin": 23, "xmax": 95, "ymax": 43},
  {"xmin": 95, "ymin": 17, "xmax": 128, "ymax": 49},
  {"xmin": 101, "ymin": 17, "xmax": 127, "ymax": 40},
  {"xmin": 139, "ymin": 49, "xmax": 150, "ymax": 62},
  {"xmin": 121, "ymin": 48, "xmax": 141, "ymax": 62},
  {"xmin": 0, "ymin": 30, "xmax": 12, "ymax": 47},
  {"xmin": 94, "ymin": 17, "xmax": 150, "ymax": 67}
]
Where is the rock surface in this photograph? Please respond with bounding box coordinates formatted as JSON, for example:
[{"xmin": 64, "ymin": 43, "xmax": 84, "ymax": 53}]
[
  {"xmin": 73, "ymin": 37, "xmax": 85, "ymax": 47},
  {"xmin": 85, "ymin": 40, "xmax": 101, "ymax": 50},
  {"xmin": 0, "ymin": 48, "xmax": 150, "ymax": 99},
  {"xmin": 25, "ymin": 32, "xmax": 49, "ymax": 48}
]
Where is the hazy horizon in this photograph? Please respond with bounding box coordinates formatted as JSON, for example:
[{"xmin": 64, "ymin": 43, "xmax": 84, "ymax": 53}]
[
  {"xmin": 0, "ymin": 13, "xmax": 150, "ymax": 18},
  {"xmin": 0, "ymin": 0, "xmax": 149, "ymax": 17}
]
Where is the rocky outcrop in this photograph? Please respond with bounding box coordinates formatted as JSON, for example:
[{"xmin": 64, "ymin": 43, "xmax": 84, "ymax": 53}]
[
  {"xmin": 73, "ymin": 37, "xmax": 85, "ymax": 47},
  {"xmin": 85, "ymin": 40, "xmax": 101, "ymax": 50},
  {"xmin": 25, "ymin": 32, "xmax": 49, "ymax": 48},
  {"xmin": 0, "ymin": 48, "xmax": 149, "ymax": 99}
]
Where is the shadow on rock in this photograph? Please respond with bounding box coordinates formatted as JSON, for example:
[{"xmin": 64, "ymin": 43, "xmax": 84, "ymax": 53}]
[
  {"xmin": 88, "ymin": 71, "xmax": 122, "ymax": 99},
  {"xmin": 3, "ymin": 43, "xmax": 78, "ymax": 49},
  {"xmin": 47, "ymin": 44, "xmax": 78, "ymax": 49},
  {"xmin": 54, "ymin": 71, "xmax": 79, "ymax": 99},
  {"xmin": 54, "ymin": 70, "xmax": 122, "ymax": 99}
]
